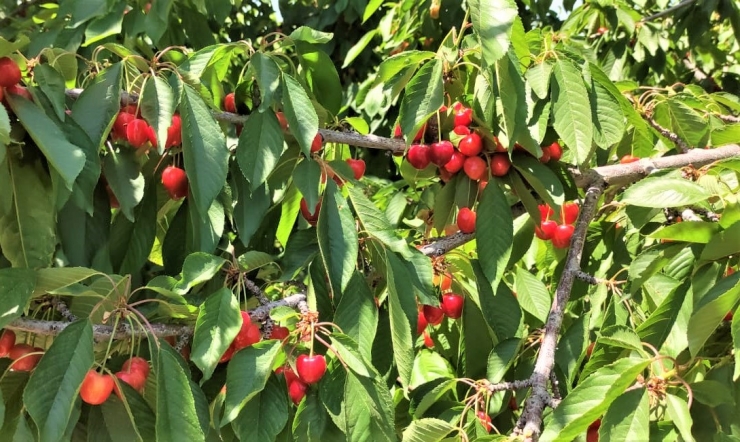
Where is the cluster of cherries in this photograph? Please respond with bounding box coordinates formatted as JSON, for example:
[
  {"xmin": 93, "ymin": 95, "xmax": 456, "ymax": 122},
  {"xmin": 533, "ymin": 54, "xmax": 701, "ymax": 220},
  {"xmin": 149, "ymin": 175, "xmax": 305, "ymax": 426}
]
[
  {"xmin": 400, "ymin": 102, "xmax": 563, "ymax": 185},
  {"xmin": 79, "ymin": 356, "xmax": 152, "ymax": 405},
  {"xmin": 534, "ymin": 202, "xmax": 580, "ymax": 248},
  {"xmin": 218, "ymin": 311, "xmax": 264, "ymax": 363},
  {"xmin": 275, "ymin": 353, "xmax": 328, "ymax": 405},
  {"xmin": 0, "ymin": 329, "xmax": 43, "ymax": 371},
  {"xmin": 417, "ymin": 273, "xmax": 465, "ymax": 347}
]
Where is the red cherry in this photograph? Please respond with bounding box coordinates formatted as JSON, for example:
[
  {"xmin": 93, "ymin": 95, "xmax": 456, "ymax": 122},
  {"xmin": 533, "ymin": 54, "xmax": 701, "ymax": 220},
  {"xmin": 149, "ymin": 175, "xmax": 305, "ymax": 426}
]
[
  {"xmin": 508, "ymin": 395, "xmax": 518, "ymax": 410},
  {"xmin": 0, "ymin": 87, "xmax": 4, "ymax": 103},
  {"xmin": 276, "ymin": 365, "xmax": 299, "ymax": 386},
  {"xmin": 586, "ymin": 342, "xmax": 595, "ymax": 357},
  {"xmin": 436, "ymin": 272, "xmax": 453, "ymax": 291},
  {"xmin": 587, "ymin": 419, "xmax": 601, "ymax": 442},
  {"xmin": 126, "ymin": 119, "xmax": 151, "ymax": 148},
  {"xmin": 458, "ymin": 133, "xmax": 483, "ymax": 156},
  {"xmin": 80, "ymin": 370, "xmax": 115, "ymax": 405},
  {"xmin": 596, "ymin": 26, "xmax": 608, "ymax": 35},
  {"xmin": 219, "ymin": 344, "xmax": 236, "ymax": 363},
  {"xmin": 551, "ymin": 224, "xmax": 575, "ymax": 249},
  {"xmin": 223, "ymin": 93, "xmax": 237, "ymax": 113},
  {"xmin": 535, "ymin": 220, "xmax": 558, "ymax": 240},
  {"xmin": 407, "ymin": 144, "xmax": 431, "ymax": 169},
  {"xmin": 0, "ymin": 57, "xmax": 22, "ymax": 88},
  {"xmin": 562, "ymin": 202, "xmax": 579, "ymax": 225},
  {"xmin": 146, "ymin": 124, "xmax": 157, "ymax": 146},
  {"xmin": 288, "ymin": 380, "xmax": 308, "ymax": 405},
  {"xmin": 493, "ymin": 136, "xmax": 507, "ymax": 152},
  {"xmin": 121, "ymin": 357, "xmax": 150, "ymax": 379},
  {"xmin": 438, "ymin": 105, "xmax": 448, "ymax": 113},
  {"xmin": 9, "ymin": 344, "xmax": 42, "ymax": 371},
  {"xmin": 417, "ymin": 310, "xmax": 428, "ymax": 334},
  {"xmin": 441, "ymin": 293, "xmax": 464, "ymax": 319},
  {"xmin": 114, "ymin": 370, "xmax": 147, "ymax": 396},
  {"xmin": 429, "ymin": 141, "xmax": 454, "ymax": 166},
  {"xmin": 453, "ymin": 125, "xmax": 471, "ymax": 136},
  {"xmin": 112, "ymin": 112, "xmax": 136, "ymax": 140},
  {"xmin": 270, "ymin": 326, "xmax": 290, "ymax": 340},
  {"xmin": 463, "ymin": 156, "xmax": 487, "ymax": 181},
  {"xmin": 165, "ymin": 114, "xmax": 182, "ymax": 148},
  {"xmin": 300, "ymin": 198, "xmax": 321, "ymax": 226},
  {"xmin": 234, "ymin": 324, "xmax": 262, "ymax": 351},
  {"xmin": 5, "ymin": 84, "xmax": 32, "ymax": 101},
  {"xmin": 538, "ymin": 204, "xmax": 554, "ymax": 221},
  {"xmin": 439, "ymin": 168, "xmax": 454, "ymax": 183},
  {"xmin": 161, "ymin": 166, "xmax": 189, "ymax": 200},
  {"xmin": 477, "ymin": 410, "xmax": 493, "ymax": 433},
  {"xmin": 422, "ymin": 305, "xmax": 445, "ymax": 326},
  {"xmin": 539, "ymin": 148, "xmax": 551, "ymax": 163},
  {"xmin": 413, "ymin": 124, "xmax": 427, "ymax": 142},
  {"xmin": 443, "ymin": 151, "xmax": 466, "ymax": 173},
  {"xmin": 724, "ymin": 311, "xmax": 734, "ymax": 322},
  {"xmin": 548, "ymin": 142, "xmax": 562, "ymax": 161},
  {"xmin": 393, "ymin": 124, "xmax": 402, "ymax": 138},
  {"xmin": 457, "ymin": 207, "xmax": 477, "ymax": 234},
  {"xmin": 490, "ymin": 153, "xmax": 511, "ymax": 177},
  {"xmin": 620, "ymin": 154, "xmax": 639, "ymax": 164},
  {"xmin": 296, "ymin": 354, "xmax": 327, "ymax": 384},
  {"xmin": 479, "ymin": 180, "xmax": 488, "ymax": 192},
  {"xmin": 423, "ymin": 331, "xmax": 434, "ymax": 348},
  {"xmin": 310, "ymin": 133, "xmax": 324, "ymax": 152},
  {"xmin": 121, "ymin": 104, "xmax": 139, "ymax": 116},
  {"xmin": 454, "ymin": 107, "xmax": 473, "ymax": 127},
  {"xmin": 276, "ymin": 112, "xmax": 289, "ymax": 131},
  {"xmin": 0, "ymin": 330, "xmax": 16, "ymax": 357},
  {"xmin": 346, "ymin": 158, "xmax": 366, "ymax": 180}
]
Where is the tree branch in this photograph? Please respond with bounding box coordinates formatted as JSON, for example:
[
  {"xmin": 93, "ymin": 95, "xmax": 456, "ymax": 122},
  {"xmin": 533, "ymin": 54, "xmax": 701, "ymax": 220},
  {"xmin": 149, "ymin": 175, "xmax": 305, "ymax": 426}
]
[
  {"xmin": 644, "ymin": 115, "xmax": 690, "ymax": 153},
  {"xmin": 640, "ymin": 0, "xmax": 696, "ymax": 22}
]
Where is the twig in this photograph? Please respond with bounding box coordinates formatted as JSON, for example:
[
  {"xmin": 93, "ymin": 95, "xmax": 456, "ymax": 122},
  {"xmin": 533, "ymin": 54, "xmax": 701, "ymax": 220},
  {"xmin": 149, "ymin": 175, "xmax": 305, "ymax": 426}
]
[
  {"xmin": 716, "ymin": 114, "xmax": 740, "ymax": 123},
  {"xmin": 242, "ymin": 276, "xmax": 270, "ymax": 305},
  {"xmin": 418, "ymin": 232, "xmax": 475, "ymax": 257},
  {"xmin": 644, "ymin": 115, "xmax": 691, "ymax": 153},
  {"xmin": 7, "ymin": 293, "xmax": 306, "ymax": 342},
  {"xmin": 51, "ymin": 297, "xmax": 77, "ymax": 322},
  {"xmin": 680, "ymin": 209, "xmax": 702, "ymax": 222},
  {"xmin": 640, "ymin": 0, "xmax": 696, "ymax": 22},
  {"xmin": 574, "ymin": 271, "xmax": 601, "ymax": 285},
  {"xmin": 486, "ymin": 379, "xmax": 533, "ymax": 393}
]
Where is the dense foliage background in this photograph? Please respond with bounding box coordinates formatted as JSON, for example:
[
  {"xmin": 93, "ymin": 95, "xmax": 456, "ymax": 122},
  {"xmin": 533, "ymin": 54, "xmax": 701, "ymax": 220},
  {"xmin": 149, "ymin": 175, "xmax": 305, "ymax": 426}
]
[{"xmin": 0, "ymin": 0, "xmax": 740, "ymax": 440}]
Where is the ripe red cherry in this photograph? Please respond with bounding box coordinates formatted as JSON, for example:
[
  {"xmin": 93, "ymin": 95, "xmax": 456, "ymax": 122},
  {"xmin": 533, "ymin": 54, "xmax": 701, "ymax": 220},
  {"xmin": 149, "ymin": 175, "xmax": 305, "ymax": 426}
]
[
  {"xmin": 276, "ymin": 112, "xmax": 289, "ymax": 131},
  {"xmin": 453, "ymin": 125, "xmax": 471, "ymax": 136},
  {"xmin": 296, "ymin": 354, "xmax": 327, "ymax": 384},
  {"xmin": 422, "ymin": 305, "xmax": 445, "ymax": 326},
  {"xmin": 276, "ymin": 365, "xmax": 299, "ymax": 386},
  {"xmin": 587, "ymin": 419, "xmax": 601, "ymax": 442},
  {"xmin": 535, "ymin": 220, "xmax": 558, "ymax": 240},
  {"xmin": 80, "ymin": 370, "xmax": 115, "ymax": 405},
  {"xmin": 538, "ymin": 204, "xmax": 554, "ymax": 221},
  {"xmin": 441, "ymin": 293, "xmax": 464, "ymax": 319},
  {"xmin": 289, "ymin": 379, "xmax": 308, "ymax": 405},
  {"xmin": 586, "ymin": 342, "xmax": 595, "ymax": 357},
  {"xmin": 724, "ymin": 311, "xmax": 734, "ymax": 322},
  {"xmin": 417, "ymin": 310, "xmax": 428, "ymax": 334},
  {"xmin": 548, "ymin": 142, "xmax": 562, "ymax": 161},
  {"xmin": 146, "ymin": 124, "xmax": 157, "ymax": 146},
  {"xmin": 165, "ymin": 114, "xmax": 182, "ymax": 148},
  {"xmin": 436, "ymin": 272, "xmax": 452, "ymax": 291},
  {"xmin": 300, "ymin": 198, "xmax": 321, "ymax": 226},
  {"xmin": 346, "ymin": 158, "xmax": 366, "ymax": 180},
  {"xmin": 463, "ymin": 156, "xmax": 487, "ymax": 181},
  {"xmin": 423, "ymin": 331, "xmax": 434, "ymax": 348},
  {"xmin": 161, "ymin": 166, "xmax": 189, "ymax": 199},
  {"xmin": 310, "ymin": 133, "xmax": 324, "ymax": 152},
  {"xmin": 551, "ymin": 224, "xmax": 575, "ymax": 249},
  {"xmin": 439, "ymin": 168, "xmax": 454, "ymax": 183},
  {"xmin": 219, "ymin": 345, "xmax": 236, "ymax": 363},
  {"xmin": 114, "ymin": 370, "xmax": 147, "ymax": 396},
  {"xmin": 492, "ymin": 136, "xmax": 507, "ymax": 153},
  {"xmin": 539, "ymin": 148, "xmax": 551, "ymax": 163},
  {"xmin": 0, "ymin": 57, "xmax": 22, "ymax": 88},
  {"xmin": 454, "ymin": 106, "xmax": 473, "ymax": 127},
  {"xmin": 112, "ymin": 112, "xmax": 135, "ymax": 140},
  {"xmin": 0, "ymin": 330, "xmax": 16, "ymax": 357},
  {"xmin": 477, "ymin": 410, "xmax": 493, "ymax": 433},
  {"xmin": 457, "ymin": 207, "xmax": 476, "ymax": 234},
  {"xmin": 443, "ymin": 151, "xmax": 465, "ymax": 174},
  {"xmin": 459, "ymin": 133, "xmax": 483, "ymax": 156},
  {"xmin": 126, "ymin": 119, "xmax": 151, "ymax": 148},
  {"xmin": 393, "ymin": 124, "xmax": 403, "ymax": 138},
  {"xmin": 5, "ymin": 84, "xmax": 32, "ymax": 101},
  {"xmin": 620, "ymin": 154, "xmax": 639, "ymax": 164},
  {"xmin": 490, "ymin": 153, "xmax": 511, "ymax": 177},
  {"xmin": 223, "ymin": 93, "xmax": 237, "ymax": 113},
  {"xmin": 121, "ymin": 104, "xmax": 139, "ymax": 115},
  {"xmin": 121, "ymin": 357, "xmax": 150, "ymax": 378},
  {"xmin": 394, "ymin": 124, "xmax": 426, "ymax": 142},
  {"xmin": 429, "ymin": 141, "xmax": 454, "ymax": 166},
  {"xmin": 407, "ymin": 144, "xmax": 431, "ymax": 169},
  {"xmin": 9, "ymin": 344, "xmax": 42, "ymax": 371},
  {"xmin": 270, "ymin": 326, "xmax": 290, "ymax": 340},
  {"xmin": 562, "ymin": 202, "xmax": 579, "ymax": 224},
  {"xmin": 233, "ymin": 311, "xmax": 262, "ymax": 350},
  {"xmin": 596, "ymin": 26, "xmax": 608, "ymax": 35}
]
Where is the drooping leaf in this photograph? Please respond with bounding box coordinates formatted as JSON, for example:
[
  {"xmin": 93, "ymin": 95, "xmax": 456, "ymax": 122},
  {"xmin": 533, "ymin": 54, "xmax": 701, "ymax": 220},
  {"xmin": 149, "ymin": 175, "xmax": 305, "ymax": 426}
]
[
  {"xmin": 347, "ymin": 185, "xmax": 411, "ymax": 257},
  {"xmin": 477, "ymin": 181, "xmax": 513, "ymax": 292},
  {"xmin": 222, "ymin": 341, "xmax": 282, "ymax": 424},
  {"xmin": 295, "ymin": 42, "xmax": 342, "ymax": 115},
  {"xmin": 155, "ymin": 346, "xmax": 205, "ymax": 442},
  {"xmin": 600, "ymin": 389, "xmax": 650, "ymax": 442},
  {"xmin": 385, "ymin": 252, "xmax": 418, "ymax": 388},
  {"xmin": 70, "ymin": 62, "xmax": 122, "ymax": 148},
  {"xmin": 250, "ymin": 53, "xmax": 281, "ymax": 112},
  {"xmin": 191, "ymin": 287, "xmax": 242, "ymax": 380},
  {"xmin": 496, "ymin": 50, "xmax": 539, "ymax": 153},
  {"xmin": 0, "ymin": 268, "xmax": 36, "ymax": 329},
  {"xmin": 280, "ymin": 73, "xmax": 319, "ymax": 157},
  {"xmin": 140, "ymin": 75, "xmax": 176, "ymax": 154},
  {"xmin": 514, "ymin": 267, "xmax": 551, "ymax": 324},
  {"xmin": 402, "ymin": 418, "xmax": 456, "ymax": 442},
  {"xmin": 103, "ymin": 148, "xmax": 145, "ymax": 222},
  {"xmin": 231, "ymin": 376, "xmax": 289, "ymax": 441},
  {"xmin": 341, "ymin": 370, "xmax": 396, "ymax": 441},
  {"xmin": 317, "ymin": 180, "xmax": 358, "ymax": 296},
  {"xmin": 334, "ymin": 271, "xmax": 378, "ymax": 359},
  {"xmin": 236, "ymin": 111, "xmax": 286, "ymax": 191},
  {"xmin": 399, "ymin": 58, "xmax": 444, "ymax": 145},
  {"xmin": 468, "ymin": 0, "xmax": 518, "ymax": 66},
  {"xmin": 551, "ymin": 59, "xmax": 593, "ymax": 165}
]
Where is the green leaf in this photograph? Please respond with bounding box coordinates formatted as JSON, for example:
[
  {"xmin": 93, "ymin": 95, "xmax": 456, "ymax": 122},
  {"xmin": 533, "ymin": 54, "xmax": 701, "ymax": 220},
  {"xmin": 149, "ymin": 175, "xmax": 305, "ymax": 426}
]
[
  {"xmin": 385, "ymin": 252, "xmax": 417, "ymax": 388},
  {"xmin": 181, "ymin": 85, "xmax": 229, "ymax": 217},
  {"xmin": 514, "ymin": 267, "xmax": 551, "ymax": 323},
  {"xmin": 496, "ymin": 50, "xmax": 538, "ymax": 153},
  {"xmin": 317, "ymin": 180, "xmax": 358, "ymax": 295},
  {"xmin": 468, "ymin": 0, "xmax": 518, "ymax": 66},
  {"xmin": 347, "ymin": 185, "xmax": 411, "ymax": 257},
  {"xmin": 691, "ymin": 380, "xmax": 736, "ymax": 407},
  {"xmin": 471, "ymin": 262, "xmax": 522, "ymax": 341},
  {"xmin": 280, "ymin": 73, "xmax": 319, "ymax": 157},
  {"xmin": 156, "ymin": 346, "xmax": 205, "ymax": 442},
  {"xmin": 141, "ymin": 75, "xmax": 176, "ymax": 154},
  {"xmin": 295, "ymin": 42, "xmax": 342, "ymax": 115},
  {"xmin": 665, "ymin": 394, "xmax": 694, "ymax": 442},
  {"xmin": 551, "ymin": 59, "xmax": 593, "ymax": 165},
  {"xmin": 23, "ymin": 319, "xmax": 94, "ymax": 442},
  {"xmin": 342, "ymin": 370, "xmax": 396, "ymax": 441},
  {"xmin": 399, "ymin": 58, "xmax": 444, "ymax": 145},
  {"xmin": 653, "ymin": 99, "xmax": 707, "ymax": 148},
  {"xmin": 600, "ymin": 389, "xmax": 649, "ymax": 442},
  {"xmin": 486, "ymin": 338, "xmax": 522, "ymax": 383},
  {"xmin": 687, "ymin": 272, "xmax": 740, "ymax": 356},
  {"xmin": 232, "ymin": 376, "xmax": 289, "ymax": 441},
  {"xmin": 250, "ymin": 53, "xmax": 281, "ymax": 112},
  {"xmin": 477, "ymin": 181, "xmax": 513, "ymax": 292},
  {"xmin": 222, "ymin": 341, "xmax": 282, "ymax": 424},
  {"xmin": 232, "ymin": 168, "xmax": 271, "ymax": 247},
  {"xmin": 526, "ymin": 62, "xmax": 552, "ymax": 100},
  {"xmin": 191, "ymin": 287, "xmax": 242, "ymax": 380},
  {"xmin": 648, "ymin": 221, "xmax": 720, "ymax": 243},
  {"xmin": 288, "ymin": 26, "xmax": 333, "ymax": 44},
  {"xmin": 0, "ymin": 100, "xmax": 10, "ymax": 148},
  {"xmin": 334, "ymin": 271, "xmax": 378, "ymax": 359},
  {"xmin": 292, "ymin": 389, "xmax": 327, "ymax": 440},
  {"xmin": 236, "ymin": 251, "xmax": 275, "ymax": 272},
  {"xmin": 5, "ymin": 94, "xmax": 85, "ymax": 190},
  {"xmin": 108, "ymin": 180, "xmax": 157, "ymax": 276},
  {"xmin": 0, "ymin": 158, "xmax": 56, "ymax": 269},
  {"xmin": 342, "ymin": 30, "xmax": 377, "ymax": 68},
  {"xmin": 622, "ymin": 177, "xmax": 712, "ymax": 208},
  {"xmin": 0, "ymin": 268, "xmax": 36, "ymax": 329},
  {"xmin": 412, "ymin": 379, "xmax": 457, "ymax": 419},
  {"xmin": 402, "ymin": 418, "xmax": 455, "ymax": 442},
  {"xmin": 329, "ymin": 334, "xmax": 373, "ymax": 378},
  {"xmin": 70, "ymin": 63, "xmax": 122, "ymax": 148},
  {"xmin": 700, "ymin": 221, "xmax": 740, "ymax": 261},
  {"xmin": 636, "ymin": 279, "xmax": 690, "ymax": 351},
  {"xmin": 589, "ymin": 64, "xmax": 626, "ymax": 149},
  {"xmin": 540, "ymin": 357, "xmax": 651, "ymax": 441},
  {"xmin": 34, "ymin": 64, "xmax": 67, "ymax": 121},
  {"xmin": 0, "ymin": 36, "xmax": 30, "ymax": 57},
  {"xmin": 512, "ymin": 156, "xmax": 565, "ymax": 210},
  {"xmin": 103, "ymin": 148, "xmax": 145, "ymax": 222},
  {"xmin": 237, "ymin": 111, "xmax": 286, "ymax": 190},
  {"xmin": 172, "ymin": 252, "xmax": 227, "ymax": 294}
]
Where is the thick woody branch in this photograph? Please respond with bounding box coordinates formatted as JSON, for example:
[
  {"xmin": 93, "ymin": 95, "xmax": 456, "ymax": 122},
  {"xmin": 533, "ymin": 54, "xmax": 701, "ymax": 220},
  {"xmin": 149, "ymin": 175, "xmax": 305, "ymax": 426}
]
[
  {"xmin": 418, "ymin": 232, "xmax": 475, "ymax": 257},
  {"xmin": 516, "ymin": 183, "xmax": 604, "ymax": 441},
  {"xmin": 6, "ymin": 293, "xmax": 306, "ymax": 342}
]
